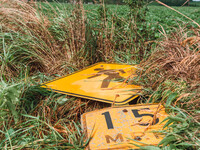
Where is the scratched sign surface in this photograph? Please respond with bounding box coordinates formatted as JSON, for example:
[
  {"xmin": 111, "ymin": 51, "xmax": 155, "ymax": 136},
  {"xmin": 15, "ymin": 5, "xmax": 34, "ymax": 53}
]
[
  {"xmin": 81, "ymin": 104, "xmax": 168, "ymax": 150},
  {"xmin": 42, "ymin": 63, "xmax": 141, "ymax": 104}
]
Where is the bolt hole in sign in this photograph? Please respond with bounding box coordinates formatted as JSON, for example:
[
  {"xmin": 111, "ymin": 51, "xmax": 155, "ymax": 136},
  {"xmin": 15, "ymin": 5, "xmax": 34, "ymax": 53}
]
[
  {"xmin": 81, "ymin": 104, "xmax": 168, "ymax": 150},
  {"xmin": 41, "ymin": 63, "xmax": 141, "ymax": 104}
]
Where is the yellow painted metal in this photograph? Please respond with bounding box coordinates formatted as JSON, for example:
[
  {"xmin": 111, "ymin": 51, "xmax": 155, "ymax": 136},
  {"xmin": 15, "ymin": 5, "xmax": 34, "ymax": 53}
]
[
  {"xmin": 42, "ymin": 63, "xmax": 141, "ymax": 104},
  {"xmin": 81, "ymin": 104, "xmax": 168, "ymax": 150}
]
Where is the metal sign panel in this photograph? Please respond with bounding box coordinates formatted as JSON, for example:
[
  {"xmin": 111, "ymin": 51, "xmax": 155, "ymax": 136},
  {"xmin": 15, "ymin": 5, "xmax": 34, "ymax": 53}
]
[
  {"xmin": 42, "ymin": 63, "xmax": 141, "ymax": 104},
  {"xmin": 81, "ymin": 104, "xmax": 168, "ymax": 150}
]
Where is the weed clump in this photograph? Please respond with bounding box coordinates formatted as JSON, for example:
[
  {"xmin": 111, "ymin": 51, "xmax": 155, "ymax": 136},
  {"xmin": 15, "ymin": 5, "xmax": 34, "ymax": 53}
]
[
  {"xmin": 0, "ymin": 0, "xmax": 89, "ymax": 78},
  {"xmin": 138, "ymin": 27, "xmax": 200, "ymax": 149},
  {"xmin": 140, "ymin": 27, "xmax": 200, "ymax": 88}
]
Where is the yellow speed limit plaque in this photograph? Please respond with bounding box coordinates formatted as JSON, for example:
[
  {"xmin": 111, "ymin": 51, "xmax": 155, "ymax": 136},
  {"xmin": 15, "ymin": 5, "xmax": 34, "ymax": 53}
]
[
  {"xmin": 42, "ymin": 63, "xmax": 141, "ymax": 104},
  {"xmin": 81, "ymin": 104, "xmax": 168, "ymax": 150}
]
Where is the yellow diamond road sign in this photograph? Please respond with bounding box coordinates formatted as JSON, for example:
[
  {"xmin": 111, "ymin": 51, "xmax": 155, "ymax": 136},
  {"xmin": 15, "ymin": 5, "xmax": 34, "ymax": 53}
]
[
  {"xmin": 81, "ymin": 104, "xmax": 168, "ymax": 150},
  {"xmin": 42, "ymin": 63, "xmax": 141, "ymax": 104}
]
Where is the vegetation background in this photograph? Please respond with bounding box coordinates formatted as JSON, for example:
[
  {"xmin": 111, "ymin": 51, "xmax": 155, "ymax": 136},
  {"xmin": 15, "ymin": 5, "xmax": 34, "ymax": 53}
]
[
  {"xmin": 39, "ymin": 0, "xmax": 192, "ymax": 6},
  {"xmin": 0, "ymin": 0, "xmax": 199, "ymax": 149}
]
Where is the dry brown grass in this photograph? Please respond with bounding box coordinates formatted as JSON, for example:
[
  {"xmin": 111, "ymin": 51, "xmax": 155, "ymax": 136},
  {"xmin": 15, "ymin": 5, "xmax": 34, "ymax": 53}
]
[
  {"xmin": 59, "ymin": 1, "xmax": 87, "ymax": 68},
  {"xmin": 140, "ymin": 27, "xmax": 200, "ymax": 88},
  {"xmin": 0, "ymin": 0, "xmax": 59, "ymax": 73},
  {"xmin": 30, "ymin": 97, "xmax": 110, "ymax": 144},
  {"xmin": 138, "ymin": 27, "xmax": 200, "ymax": 117},
  {"xmin": 0, "ymin": 0, "xmax": 89, "ymax": 77}
]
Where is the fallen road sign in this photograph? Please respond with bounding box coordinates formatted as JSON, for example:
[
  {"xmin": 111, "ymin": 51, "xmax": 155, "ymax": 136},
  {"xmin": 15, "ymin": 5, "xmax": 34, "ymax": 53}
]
[
  {"xmin": 41, "ymin": 63, "xmax": 141, "ymax": 104},
  {"xmin": 81, "ymin": 104, "xmax": 168, "ymax": 150}
]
